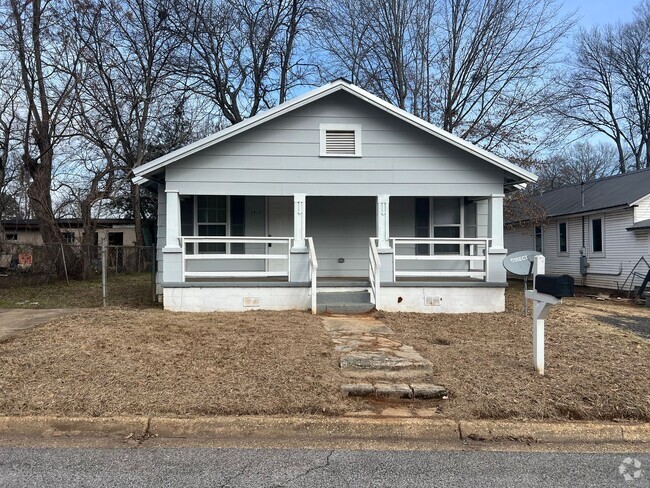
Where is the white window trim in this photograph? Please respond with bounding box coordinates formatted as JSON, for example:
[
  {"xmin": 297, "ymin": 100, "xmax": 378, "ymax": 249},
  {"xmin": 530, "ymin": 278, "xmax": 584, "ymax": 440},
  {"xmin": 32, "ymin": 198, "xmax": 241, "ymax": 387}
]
[
  {"xmin": 589, "ymin": 213, "xmax": 605, "ymax": 258},
  {"xmin": 557, "ymin": 220, "xmax": 569, "ymax": 256},
  {"xmin": 533, "ymin": 225, "xmax": 543, "ymax": 253},
  {"xmin": 194, "ymin": 195, "xmax": 229, "ymax": 254},
  {"xmin": 431, "ymin": 197, "xmax": 464, "ymax": 255},
  {"xmin": 319, "ymin": 123, "xmax": 362, "ymax": 157}
]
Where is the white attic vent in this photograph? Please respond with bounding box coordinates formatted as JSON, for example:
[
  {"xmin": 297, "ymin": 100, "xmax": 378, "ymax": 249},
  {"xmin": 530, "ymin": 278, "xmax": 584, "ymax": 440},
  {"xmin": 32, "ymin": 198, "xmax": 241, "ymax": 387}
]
[
  {"xmin": 320, "ymin": 124, "xmax": 362, "ymax": 157},
  {"xmin": 326, "ymin": 130, "xmax": 355, "ymax": 155}
]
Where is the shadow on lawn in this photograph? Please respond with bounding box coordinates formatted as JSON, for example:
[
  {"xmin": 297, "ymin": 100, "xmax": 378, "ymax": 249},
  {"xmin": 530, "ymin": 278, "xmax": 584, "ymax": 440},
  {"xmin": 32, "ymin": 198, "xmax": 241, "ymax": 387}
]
[{"xmin": 593, "ymin": 313, "xmax": 650, "ymax": 339}]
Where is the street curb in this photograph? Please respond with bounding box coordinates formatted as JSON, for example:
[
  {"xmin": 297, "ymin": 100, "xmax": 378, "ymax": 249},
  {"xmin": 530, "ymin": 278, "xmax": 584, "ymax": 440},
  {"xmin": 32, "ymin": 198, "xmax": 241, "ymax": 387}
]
[
  {"xmin": 149, "ymin": 416, "xmax": 460, "ymax": 442},
  {"xmin": 459, "ymin": 420, "xmax": 628, "ymax": 443},
  {"xmin": 0, "ymin": 416, "xmax": 648, "ymax": 444},
  {"xmin": 0, "ymin": 416, "xmax": 149, "ymax": 438}
]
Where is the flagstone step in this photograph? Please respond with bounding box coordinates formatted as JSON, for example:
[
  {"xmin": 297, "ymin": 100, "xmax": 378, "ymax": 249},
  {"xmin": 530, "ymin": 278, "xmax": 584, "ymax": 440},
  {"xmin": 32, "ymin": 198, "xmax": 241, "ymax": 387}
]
[{"xmin": 341, "ymin": 382, "xmax": 448, "ymax": 399}]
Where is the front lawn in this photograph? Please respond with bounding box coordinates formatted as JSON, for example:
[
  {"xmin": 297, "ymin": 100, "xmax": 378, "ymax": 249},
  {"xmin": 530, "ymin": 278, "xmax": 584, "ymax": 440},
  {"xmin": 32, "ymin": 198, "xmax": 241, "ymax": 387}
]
[
  {"xmin": 0, "ymin": 309, "xmax": 348, "ymax": 417},
  {"xmin": 0, "ymin": 284, "xmax": 648, "ymax": 421},
  {"xmin": 380, "ymin": 285, "xmax": 650, "ymax": 421}
]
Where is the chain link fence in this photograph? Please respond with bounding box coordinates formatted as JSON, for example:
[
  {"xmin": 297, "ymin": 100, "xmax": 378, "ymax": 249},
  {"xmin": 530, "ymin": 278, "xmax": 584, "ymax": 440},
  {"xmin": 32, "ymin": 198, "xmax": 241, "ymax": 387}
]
[{"xmin": 0, "ymin": 242, "xmax": 156, "ymax": 308}]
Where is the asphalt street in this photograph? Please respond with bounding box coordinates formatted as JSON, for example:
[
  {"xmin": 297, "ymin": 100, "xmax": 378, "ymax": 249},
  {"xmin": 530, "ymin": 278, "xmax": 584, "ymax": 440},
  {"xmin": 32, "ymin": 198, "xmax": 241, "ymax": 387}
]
[{"xmin": 1, "ymin": 447, "xmax": 648, "ymax": 487}]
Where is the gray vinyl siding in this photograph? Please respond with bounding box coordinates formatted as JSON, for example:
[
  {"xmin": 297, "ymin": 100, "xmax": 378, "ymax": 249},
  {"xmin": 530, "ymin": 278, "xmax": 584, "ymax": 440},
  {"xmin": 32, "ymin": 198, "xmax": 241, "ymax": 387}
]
[
  {"xmin": 165, "ymin": 91, "xmax": 504, "ymax": 197},
  {"xmin": 505, "ymin": 207, "xmax": 650, "ymax": 290},
  {"xmin": 156, "ymin": 185, "xmax": 166, "ymax": 298}
]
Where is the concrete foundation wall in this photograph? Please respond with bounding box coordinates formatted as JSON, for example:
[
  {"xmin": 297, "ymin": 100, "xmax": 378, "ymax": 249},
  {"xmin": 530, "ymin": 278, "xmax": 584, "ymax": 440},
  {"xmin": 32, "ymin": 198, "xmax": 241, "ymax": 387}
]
[
  {"xmin": 163, "ymin": 287, "xmax": 311, "ymax": 312},
  {"xmin": 378, "ymin": 286, "xmax": 505, "ymax": 313},
  {"xmin": 163, "ymin": 285, "xmax": 505, "ymax": 313}
]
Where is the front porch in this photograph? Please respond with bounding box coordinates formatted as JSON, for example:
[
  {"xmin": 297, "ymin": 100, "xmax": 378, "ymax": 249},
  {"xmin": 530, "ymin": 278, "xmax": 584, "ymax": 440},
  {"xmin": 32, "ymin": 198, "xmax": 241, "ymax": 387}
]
[{"xmin": 160, "ymin": 192, "xmax": 507, "ymax": 313}]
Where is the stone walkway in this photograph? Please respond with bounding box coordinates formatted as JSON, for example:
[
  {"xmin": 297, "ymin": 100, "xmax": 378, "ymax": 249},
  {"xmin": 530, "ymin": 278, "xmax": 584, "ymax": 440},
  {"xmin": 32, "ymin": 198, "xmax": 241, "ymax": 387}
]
[{"xmin": 322, "ymin": 315, "xmax": 447, "ymax": 401}]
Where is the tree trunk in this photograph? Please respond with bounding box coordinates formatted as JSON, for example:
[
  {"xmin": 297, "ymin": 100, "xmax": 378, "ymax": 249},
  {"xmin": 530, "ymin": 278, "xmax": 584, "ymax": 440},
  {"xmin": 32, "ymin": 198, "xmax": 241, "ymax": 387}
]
[{"xmin": 131, "ymin": 181, "xmax": 144, "ymax": 246}]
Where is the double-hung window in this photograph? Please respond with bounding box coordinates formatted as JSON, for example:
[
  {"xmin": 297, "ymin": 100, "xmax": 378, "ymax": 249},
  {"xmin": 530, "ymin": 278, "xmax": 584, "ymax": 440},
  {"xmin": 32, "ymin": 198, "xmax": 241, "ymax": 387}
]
[
  {"xmin": 590, "ymin": 215, "xmax": 604, "ymax": 255},
  {"xmin": 197, "ymin": 196, "xmax": 227, "ymax": 254},
  {"xmin": 557, "ymin": 221, "xmax": 568, "ymax": 255},
  {"xmin": 181, "ymin": 196, "xmax": 246, "ymax": 254},
  {"xmin": 534, "ymin": 226, "xmax": 543, "ymax": 253}
]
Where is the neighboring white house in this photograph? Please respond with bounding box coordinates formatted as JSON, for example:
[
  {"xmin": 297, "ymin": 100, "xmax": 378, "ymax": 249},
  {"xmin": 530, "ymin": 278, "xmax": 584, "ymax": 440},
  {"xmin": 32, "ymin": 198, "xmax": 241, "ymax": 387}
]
[
  {"xmin": 133, "ymin": 79, "xmax": 537, "ymax": 313},
  {"xmin": 505, "ymin": 169, "xmax": 650, "ymax": 291}
]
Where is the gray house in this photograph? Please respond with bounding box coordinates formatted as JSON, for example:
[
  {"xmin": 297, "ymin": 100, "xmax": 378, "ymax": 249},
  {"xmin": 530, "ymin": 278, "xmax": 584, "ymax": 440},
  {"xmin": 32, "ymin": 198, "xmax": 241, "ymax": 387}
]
[
  {"xmin": 134, "ymin": 80, "xmax": 536, "ymax": 313},
  {"xmin": 505, "ymin": 169, "xmax": 650, "ymax": 291}
]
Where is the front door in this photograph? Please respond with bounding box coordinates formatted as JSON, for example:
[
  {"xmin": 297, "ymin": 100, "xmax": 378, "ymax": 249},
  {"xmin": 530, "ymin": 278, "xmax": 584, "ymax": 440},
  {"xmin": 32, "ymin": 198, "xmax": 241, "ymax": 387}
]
[
  {"xmin": 267, "ymin": 197, "xmax": 293, "ymax": 274},
  {"xmin": 306, "ymin": 197, "xmax": 375, "ymax": 278}
]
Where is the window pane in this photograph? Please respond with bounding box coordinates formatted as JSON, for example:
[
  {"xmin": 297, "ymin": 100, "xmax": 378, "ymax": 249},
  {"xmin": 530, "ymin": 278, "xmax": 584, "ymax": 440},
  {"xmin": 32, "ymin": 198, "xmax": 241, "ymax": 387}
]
[
  {"xmin": 197, "ymin": 196, "xmax": 227, "ymax": 223},
  {"xmin": 434, "ymin": 226, "xmax": 460, "ymax": 254},
  {"xmin": 230, "ymin": 196, "xmax": 245, "ymax": 254},
  {"xmin": 592, "ymin": 219, "xmax": 603, "ymax": 252},
  {"xmin": 559, "ymin": 222, "xmax": 567, "ymax": 252},
  {"xmin": 534, "ymin": 226, "xmax": 542, "ymax": 252},
  {"xmin": 198, "ymin": 224, "xmax": 226, "ymax": 254},
  {"xmin": 415, "ymin": 198, "xmax": 430, "ymax": 255},
  {"xmin": 198, "ymin": 224, "xmax": 226, "ymax": 236},
  {"xmin": 433, "ymin": 198, "xmax": 460, "ymax": 225},
  {"xmin": 180, "ymin": 196, "xmax": 194, "ymax": 236}
]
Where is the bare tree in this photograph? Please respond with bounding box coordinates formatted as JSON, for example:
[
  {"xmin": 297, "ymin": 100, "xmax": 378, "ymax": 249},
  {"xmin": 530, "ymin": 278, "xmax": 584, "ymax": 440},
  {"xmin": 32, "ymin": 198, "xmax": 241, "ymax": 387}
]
[
  {"xmin": 610, "ymin": 0, "xmax": 650, "ymax": 169},
  {"xmin": 535, "ymin": 141, "xmax": 619, "ymax": 191},
  {"xmin": 314, "ymin": 0, "xmax": 572, "ymax": 157},
  {"xmin": 6, "ymin": 0, "xmax": 80, "ymax": 245},
  {"xmin": 433, "ymin": 0, "xmax": 574, "ymax": 154},
  {"xmin": 70, "ymin": 0, "xmax": 181, "ymax": 245},
  {"xmin": 0, "ymin": 51, "xmax": 21, "ymax": 235},
  {"xmin": 560, "ymin": 2, "xmax": 650, "ymax": 172},
  {"xmin": 173, "ymin": 0, "xmax": 313, "ymax": 125}
]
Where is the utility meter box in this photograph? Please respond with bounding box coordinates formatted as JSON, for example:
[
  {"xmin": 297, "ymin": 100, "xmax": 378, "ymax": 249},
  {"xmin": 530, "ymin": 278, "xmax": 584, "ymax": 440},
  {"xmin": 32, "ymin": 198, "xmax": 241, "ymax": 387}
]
[{"xmin": 534, "ymin": 274, "xmax": 575, "ymax": 298}]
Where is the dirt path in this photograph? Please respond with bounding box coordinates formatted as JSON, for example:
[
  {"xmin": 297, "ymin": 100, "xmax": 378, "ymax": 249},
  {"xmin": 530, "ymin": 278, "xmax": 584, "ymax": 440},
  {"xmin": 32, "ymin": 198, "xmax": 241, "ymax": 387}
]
[{"xmin": 0, "ymin": 309, "xmax": 74, "ymax": 342}]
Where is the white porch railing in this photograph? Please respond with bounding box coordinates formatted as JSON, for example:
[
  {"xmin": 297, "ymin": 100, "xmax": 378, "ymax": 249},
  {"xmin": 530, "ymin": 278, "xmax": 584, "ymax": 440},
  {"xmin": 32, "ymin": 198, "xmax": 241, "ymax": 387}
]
[
  {"xmin": 391, "ymin": 237, "xmax": 491, "ymax": 281},
  {"xmin": 179, "ymin": 236, "xmax": 292, "ymax": 281},
  {"xmin": 369, "ymin": 238, "xmax": 381, "ymax": 308},
  {"xmin": 306, "ymin": 237, "xmax": 318, "ymax": 314}
]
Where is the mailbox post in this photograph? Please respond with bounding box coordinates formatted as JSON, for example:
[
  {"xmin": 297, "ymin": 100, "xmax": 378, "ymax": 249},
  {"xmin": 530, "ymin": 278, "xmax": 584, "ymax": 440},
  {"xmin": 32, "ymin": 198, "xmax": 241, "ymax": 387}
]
[{"xmin": 525, "ymin": 255, "xmax": 566, "ymax": 375}]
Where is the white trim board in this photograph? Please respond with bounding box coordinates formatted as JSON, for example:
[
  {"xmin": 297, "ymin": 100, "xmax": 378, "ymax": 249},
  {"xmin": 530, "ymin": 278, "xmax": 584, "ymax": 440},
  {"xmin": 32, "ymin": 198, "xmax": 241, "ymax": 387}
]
[{"xmin": 133, "ymin": 80, "xmax": 537, "ymax": 185}]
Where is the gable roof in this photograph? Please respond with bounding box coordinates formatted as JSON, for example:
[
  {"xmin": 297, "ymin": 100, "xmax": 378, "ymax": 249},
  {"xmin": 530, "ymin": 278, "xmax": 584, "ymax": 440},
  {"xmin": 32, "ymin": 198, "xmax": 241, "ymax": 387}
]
[
  {"xmin": 531, "ymin": 168, "xmax": 650, "ymax": 219},
  {"xmin": 133, "ymin": 79, "xmax": 536, "ymax": 186}
]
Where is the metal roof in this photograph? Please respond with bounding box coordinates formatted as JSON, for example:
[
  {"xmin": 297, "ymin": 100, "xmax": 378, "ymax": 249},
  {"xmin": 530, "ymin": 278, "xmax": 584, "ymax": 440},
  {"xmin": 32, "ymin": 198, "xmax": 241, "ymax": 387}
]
[
  {"xmin": 133, "ymin": 79, "xmax": 537, "ymax": 186},
  {"xmin": 627, "ymin": 218, "xmax": 650, "ymax": 231},
  {"xmin": 532, "ymin": 168, "xmax": 650, "ymax": 218}
]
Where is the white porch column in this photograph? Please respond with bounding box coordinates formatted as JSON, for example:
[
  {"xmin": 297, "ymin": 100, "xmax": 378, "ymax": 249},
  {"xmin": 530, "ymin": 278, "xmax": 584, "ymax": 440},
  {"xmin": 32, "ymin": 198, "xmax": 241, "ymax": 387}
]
[
  {"xmin": 376, "ymin": 194, "xmax": 391, "ymax": 250},
  {"xmin": 487, "ymin": 193, "xmax": 507, "ymax": 283},
  {"xmin": 290, "ymin": 193, "xmax": 309, "ymax": 282},
  {"xmin": 488, "ymin": 194, "xmax": 505, "ymax": 250},
  {"xmin": 376, "ymin": 194, "xmax": 394, "ymax": 283},
  {"xmin": 292, "ymin": 193, "xmax": 307, "ymax": 250},
  {"xmin": 162, "ymin": 189, "xmax": 183, "ymax": 284},
  {"xmin": 165, "ymin": 190, "xmax": 181, "ymax": 249}
]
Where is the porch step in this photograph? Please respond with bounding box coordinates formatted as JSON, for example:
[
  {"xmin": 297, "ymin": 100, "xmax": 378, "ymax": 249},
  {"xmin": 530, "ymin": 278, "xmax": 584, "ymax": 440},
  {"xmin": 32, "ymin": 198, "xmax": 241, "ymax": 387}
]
[{"xmin": 317, "ymin": 291, "xmax": 374, "ymax": 314}]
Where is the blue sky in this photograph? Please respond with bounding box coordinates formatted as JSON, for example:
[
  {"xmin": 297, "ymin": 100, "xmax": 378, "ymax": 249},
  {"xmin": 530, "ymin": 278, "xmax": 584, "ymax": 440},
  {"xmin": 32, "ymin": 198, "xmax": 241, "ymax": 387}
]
[{"xmin": 562, "ymin": 0, "xmax": 639, "ymax": 27}]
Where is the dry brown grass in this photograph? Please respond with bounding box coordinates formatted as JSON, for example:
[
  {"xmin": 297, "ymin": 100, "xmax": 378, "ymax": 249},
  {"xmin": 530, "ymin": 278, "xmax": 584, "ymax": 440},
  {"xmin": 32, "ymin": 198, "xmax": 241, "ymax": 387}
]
[
  {"xmin": 378, "ymin": 284, "xmax": 650, "ymax": 422},
  {"xmin": 1, "ymin": 283, "xmax": 649, "ymax": 421},
  {"xmin": 0, "ymin": 309, "xmax": 350, "ymax": 417}
]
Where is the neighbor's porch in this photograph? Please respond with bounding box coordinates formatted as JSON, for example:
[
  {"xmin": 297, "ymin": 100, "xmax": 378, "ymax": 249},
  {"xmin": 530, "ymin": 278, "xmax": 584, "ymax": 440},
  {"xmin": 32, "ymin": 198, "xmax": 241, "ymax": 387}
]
[{"xmin": 160, "ymin": 192, "xmax": 507, "ymax": 313}]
